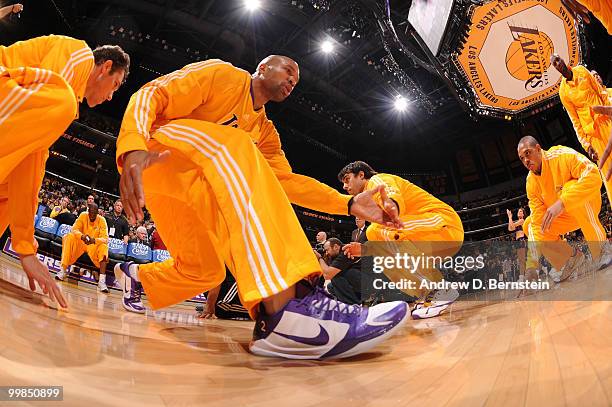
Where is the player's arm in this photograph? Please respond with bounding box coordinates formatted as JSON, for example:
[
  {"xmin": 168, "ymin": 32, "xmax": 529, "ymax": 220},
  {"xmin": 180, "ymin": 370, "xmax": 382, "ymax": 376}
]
[
  {"xmin": 559, "ymin": 150, "xmax": 602, "ymax": 212},
  {"xmin": 526, "ymin": 176, "xmax": 546, "ymax": 230},
  {"xmin": 116, "ymin": 61, "xmax": 229, "ymax": 167},
  {"xmin": 258, "ymin": 122, "xmax": 351, "ymax": 215},
  {"xmin": 366, "ymin": 174, "xmax": 405, "ymax": 216},
  {"xmin": 95, "ymin": 217, "xmax": 109, "ymax": 244},
  {"xmin": 71, "ymin": 213, "xmax": 86, "ymax": 238},
  {"xmin": 39, "ymin": 36, "xmax": 94, "ymax": 101},
  {"xmin": 560, "ymin": 86, "xmax": 593, "ymax": 152},
  {"xmin": 7, "ymin": 153, "xmax": 46, "ymax": 256}
]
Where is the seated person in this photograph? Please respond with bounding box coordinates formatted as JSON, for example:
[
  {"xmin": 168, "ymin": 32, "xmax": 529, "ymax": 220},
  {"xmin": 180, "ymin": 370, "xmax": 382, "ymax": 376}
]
[
  {"xmin": 316, "ymin": 238, "xmax": 413, "ymax": 305},
  {"xmin": 56, "ymin": 203, "xmax": 110, "ymax": 293},
  {"xmin": 130, "ymin": 226, "xmax": 150, "ymax": 247}
]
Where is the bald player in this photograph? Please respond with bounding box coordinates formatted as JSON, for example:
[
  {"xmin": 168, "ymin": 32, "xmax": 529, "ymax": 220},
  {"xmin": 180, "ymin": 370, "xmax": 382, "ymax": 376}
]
[
  {"xmin": 518, "ymin": 136, "xmax": 607, "ymax": 279},
  {"xmin": 0, "ymin": 35, "xmax": 129, "ymax": 307},
  {"xmin": 552, "ymin": 54, "xmax": 612, "ymax": 202},
  {"xmin": 114, "ymin": 55, "xmax": 409, "ymax": 359},
  {"xmin": 57, "ymin": 203, "xmax": 110, "ymax": 292}
]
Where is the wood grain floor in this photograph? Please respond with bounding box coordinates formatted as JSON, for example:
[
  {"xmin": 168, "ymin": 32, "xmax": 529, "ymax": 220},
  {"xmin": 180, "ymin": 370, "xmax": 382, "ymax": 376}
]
[{"xmin": 0, "ymin": 255, "xmax": 610, "ymax": 407}]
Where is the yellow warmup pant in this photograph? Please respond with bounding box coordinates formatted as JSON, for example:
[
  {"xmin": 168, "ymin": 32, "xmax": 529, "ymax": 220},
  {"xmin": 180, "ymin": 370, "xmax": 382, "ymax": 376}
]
[
  {"xmin": 61, "ymin": 233, "xmax": 108, "ymax": 269},
  {"xmin": 135, "ymin": 120, "xmax": 320, "ymax": 315},
  {"xmin": 0, "ymin": 66, "xmax": 77, "ymax": 255},
  {"xmin": 366, "ymin": 211, "xmax": 464, "ymax": 298},
  {"xmin": 524, "ymin": 195, "xmax": 605, "ymax": 271}
]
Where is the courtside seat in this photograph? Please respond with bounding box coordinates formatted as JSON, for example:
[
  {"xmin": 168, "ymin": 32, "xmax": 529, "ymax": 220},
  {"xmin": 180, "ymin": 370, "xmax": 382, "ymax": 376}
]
[
  {"xmin": 34, "ymin": 216, "xmax": 59, "ymax": 250},
  {"xmin": 152, "ymin": 249, "xmax": 171, "ymax": 263},
  {"xmin": 127, "ymin": 242, "xmax": 152, "ymax": 264},
  {"xmin": 50, "ymin": 223, "xmax": 73, "ymax": 255}
]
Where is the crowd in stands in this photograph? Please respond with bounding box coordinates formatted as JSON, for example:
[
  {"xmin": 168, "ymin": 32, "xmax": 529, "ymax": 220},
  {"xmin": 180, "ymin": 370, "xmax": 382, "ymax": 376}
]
[{"xmin": 37, "ymin": 175, "xmax": 160, "ymax": 247}]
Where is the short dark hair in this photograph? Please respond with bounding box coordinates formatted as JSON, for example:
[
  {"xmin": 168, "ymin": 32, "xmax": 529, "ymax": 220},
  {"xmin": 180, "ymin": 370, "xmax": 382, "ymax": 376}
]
[
  {"xmin": 88, "ymin": 202, "xmax": 99, "ymax": 211},
  {"xmin": 337, "ymin": 161, "xmax": 377, "ymax": 182},
  {"xmin": 325, "ymin": 237, "xmax": 343, "ymax": 247},
  {"xmin": 92, "ymin": 45, "xmax": 130, "ymax": 82}
]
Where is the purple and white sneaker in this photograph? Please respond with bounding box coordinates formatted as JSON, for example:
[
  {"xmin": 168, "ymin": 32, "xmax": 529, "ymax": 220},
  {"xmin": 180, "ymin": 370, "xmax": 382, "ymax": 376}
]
[
  {"xmin": 113, "ymin": 262, "xmax": 145, "ymax": 314},
  {"xmin": 249, "ymin": 286, "xmax": 409, "ymax": 359}
]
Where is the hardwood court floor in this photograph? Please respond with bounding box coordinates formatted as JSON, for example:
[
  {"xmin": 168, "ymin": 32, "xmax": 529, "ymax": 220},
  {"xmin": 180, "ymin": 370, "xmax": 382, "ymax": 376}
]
[{"xmin": 0, "ymin": 254, "xmax": 610, "ymax": 407}]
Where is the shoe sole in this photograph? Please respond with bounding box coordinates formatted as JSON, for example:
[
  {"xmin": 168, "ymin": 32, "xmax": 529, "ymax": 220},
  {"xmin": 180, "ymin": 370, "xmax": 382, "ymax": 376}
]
[
  {"xmin": 249, "ymin": 303, "xmax": 410, "ymax": 360},
  {"xmin": 411, "ymin": 301, "xmax": 453, "ymax": 320}
]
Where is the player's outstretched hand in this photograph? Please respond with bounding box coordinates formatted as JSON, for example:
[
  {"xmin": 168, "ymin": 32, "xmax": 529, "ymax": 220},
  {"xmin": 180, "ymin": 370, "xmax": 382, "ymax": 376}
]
[
  {"xmin": 120, "ymin": 150, "xmax": 170, "ymax": 224},
  {"xmin": 350, "ymin": 185, "xmax": 402, "ymax": 228},
  {"xmin": 20, "ymin": 254, "xmax": 68, "ymax": 308}
]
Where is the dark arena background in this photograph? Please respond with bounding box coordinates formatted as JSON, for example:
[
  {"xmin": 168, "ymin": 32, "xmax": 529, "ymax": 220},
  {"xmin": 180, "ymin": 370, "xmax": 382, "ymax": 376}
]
[{"xmin": 0, "ymin": 0, "xmax": 610, "ymax": 405}]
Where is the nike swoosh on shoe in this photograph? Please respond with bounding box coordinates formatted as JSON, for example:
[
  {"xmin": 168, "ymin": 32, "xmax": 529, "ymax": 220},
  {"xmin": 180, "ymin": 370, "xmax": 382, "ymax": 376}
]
[{"xmin": 273, "ymin": 323, "xmax": 330, "ymax": 347}]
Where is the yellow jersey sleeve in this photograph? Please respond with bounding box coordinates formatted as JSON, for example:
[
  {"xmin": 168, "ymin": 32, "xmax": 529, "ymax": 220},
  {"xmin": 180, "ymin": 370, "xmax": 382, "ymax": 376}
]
[
  {"xmin": 94, "ymin": 216, "xmax": 109, "ymax": 243},
  {"xmin": 258, "ymin": 119, "xmax": 351, "ymax": 215},
  {"xmin": 0, "ymin": 35, "xmax": 93, "ymax": 103},
  {"xmin": 71, "ymin": 213, "xmax": 86, "ymax": 236},
  {"xmin": 366, "ymin": 174, "xmax": 405, "ymax": 216},
  {"xmin": 559, "ymin": 150, "xmax": 601, "ymax": 211},
  {"xmin": 116, "ymin": 60, "xmax": 235, "ymax": 169},
  {"xmin": 526, "ymin": 174, "xmax": 546, "ymax": 228}
]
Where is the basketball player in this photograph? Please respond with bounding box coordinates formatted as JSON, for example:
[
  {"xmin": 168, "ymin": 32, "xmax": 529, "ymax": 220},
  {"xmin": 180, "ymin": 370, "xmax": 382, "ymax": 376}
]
[
  {"xmin": 56, "ymin": 203, "xmax": 110, "ymax": 293},
  {"xmin": 552, "ymin": 54, "xmax": 612, "ymax": 201},
  {"xmin": 338, "ymin": 161, "xmax": 464, "ymax": 319},
  {"xmin": 0, "ymin": 35, "xmax": 130, "ymax": 307},
  {"xmin": 518, "ymin": 136, "xmax": 607, "ymax": 280},
  {"xmin": 114, "ymin": 56, "xmax": 408, "ymax": 359}
]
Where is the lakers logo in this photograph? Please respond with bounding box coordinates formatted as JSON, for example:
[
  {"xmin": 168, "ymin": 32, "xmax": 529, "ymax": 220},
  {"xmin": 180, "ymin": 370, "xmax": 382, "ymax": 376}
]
[{"xmin": 505, "ymin": 26, "xmax": 554, "ymax": 92}]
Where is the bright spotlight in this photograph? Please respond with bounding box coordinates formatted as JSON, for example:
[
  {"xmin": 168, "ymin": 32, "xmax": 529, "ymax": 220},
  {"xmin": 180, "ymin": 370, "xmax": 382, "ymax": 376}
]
[
  {"xmin": 394, "ymin": 96, "xmax": 408, "ymax": 112},
  {"xmin": 244, "ymin": 0, "xmax": 261, "ymax": 11},
  {"xmin": 321, "ymin": 40, "xmax": 334, "ymax": 54}
]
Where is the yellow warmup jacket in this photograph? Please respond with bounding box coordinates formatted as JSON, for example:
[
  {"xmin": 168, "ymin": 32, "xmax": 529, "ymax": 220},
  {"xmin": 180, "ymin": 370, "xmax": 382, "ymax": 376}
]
[
  {"xmin": 577, "ymin": 0, "xmax": 612, "ymax": 34},
  {"xmin": 526, "ymin": 146, "xmax": 601, "ymax": 227},
  {"xmin": 0, "ymin": 35, "xmax": 94, "ymax": 256},
  {"xmin": 70, "ymin": 212, "xmax": 109, "ymax": 244},
  {"xmin": 559, "ymin": 65, "xmax": 611, "ymax": 152},
  {"xmin": 116, "ymin": 59, "xmax": 351, "ymax": 215},
  {"xmin": 366, "ymin": 173, "xmax": 459, "ymax": 223}
]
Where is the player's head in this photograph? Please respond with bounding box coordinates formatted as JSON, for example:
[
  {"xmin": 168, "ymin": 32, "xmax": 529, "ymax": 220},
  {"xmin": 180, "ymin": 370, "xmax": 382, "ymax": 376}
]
[
  {"xmin": 338, "ymin": 161, "xmax": 378, "ymax": 195},
  {"xmin": 591, "ymin": 70, "xmax": 604, "ymax": 87},
  {"xmin": 355, "ymin": 217, "xmax": 365, "ymax": 228},
  {"xmin": 87, "ymin": 202, "xmax": 99, "ymax": 221},
  {"xmin": 550, "ymin": 53, "xmax": 572, "ymax": 80},
  {"xmin": 324, "ymin": 238, "xmax": 342, "ymax": 259},
  {"xmin": 517, "ymin": 135, "xmax": 543, "ymax": 175},
  {"xmin": 316, "ymin": 231, "xmax": 327, "ymax": 243},
  {"xmin": 254, "ymin": 55, "xmax": 299, "ymax": 102},
  {"xmin": 84, "ymin": 45, "xmax": 130, "ymax": 107}
]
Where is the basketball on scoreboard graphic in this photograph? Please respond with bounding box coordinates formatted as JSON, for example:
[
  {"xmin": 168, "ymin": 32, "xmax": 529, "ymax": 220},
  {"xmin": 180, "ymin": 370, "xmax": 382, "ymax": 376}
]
[{"xmin": 454, "ymin": 0, "xmax": 581, "ymax": 116}]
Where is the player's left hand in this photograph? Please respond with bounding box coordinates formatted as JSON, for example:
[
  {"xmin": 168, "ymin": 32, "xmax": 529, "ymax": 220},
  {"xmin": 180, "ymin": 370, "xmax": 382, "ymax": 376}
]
[
  {"xmin": 350, "ymin": 185, "xmax": 402, "ymax": 228},
  {"xmin": 541, "ymin": 200, "xmax": 564, "ymax": 233}
]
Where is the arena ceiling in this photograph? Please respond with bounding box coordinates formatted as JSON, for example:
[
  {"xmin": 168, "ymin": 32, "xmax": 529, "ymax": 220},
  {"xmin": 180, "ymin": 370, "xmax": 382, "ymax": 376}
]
[{"xmin": 3, "ymin": 0, "xmax": 610, "ymax": 190}]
